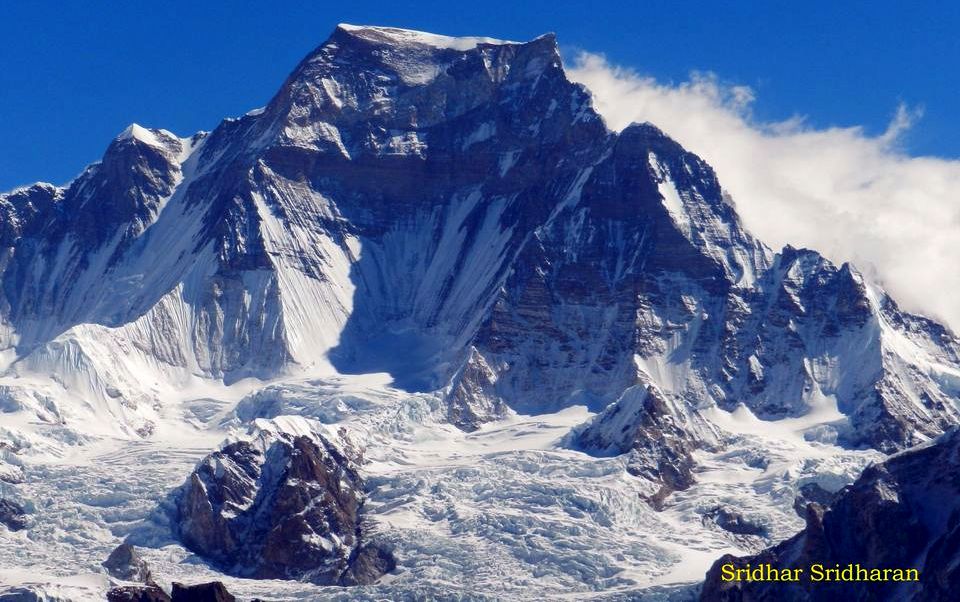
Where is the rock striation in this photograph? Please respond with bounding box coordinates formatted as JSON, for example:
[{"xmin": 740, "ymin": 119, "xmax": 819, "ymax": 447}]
[{"xmin": 0, "ymin": 24, "xmax": 957, "ymax": 457}]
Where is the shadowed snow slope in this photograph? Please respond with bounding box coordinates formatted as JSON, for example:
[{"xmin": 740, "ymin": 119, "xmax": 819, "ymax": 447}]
[
  {"xmin": 0, "ymin": 24, "xmax": 958, "ymax": 601},
  {"xmin": 1, "ymin": 23, "xmax": 958, "ymax": 451}
]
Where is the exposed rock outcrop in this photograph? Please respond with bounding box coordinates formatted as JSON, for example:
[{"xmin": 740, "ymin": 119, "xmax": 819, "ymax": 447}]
[
  {"xmin": 170, "ymin": 582, "xmax": 235, "ymax": 602},
  {"xmin": 701, "ymin": 428, "xmax": 960, "ymax": 601},
  {"xmin": 106, "ymin": 582, "xmax": 238, "ymax": 602},
  {"xmin": 174, "ymin": 421, "xmax": 394, "ymax": 585},
  {"xmin": 0, "ymin": 498, "xmax": 27, "ymax": 531},
  {"xmin": 572, "ymin": 383, "xmax": 720, "ymax": 505},
  {"xmin": 702, "ymin": 506, "xmax": 767, "ymax": 538},
  {"xmin": 339, "ymin": 543, "xmax": 400, "ymax": 586},
  {"xmin": 103, "ymin": 542, "xmax": 152, "ymax": 583},
  {"xmin": 791, "ymin": 482, "xmax": 839, "ymax": 518},
  {"xmin": 1, "ymin": 24, "xmax": 958, "ymax": 458},
  {"xmin": 107, "ymin": 584, "xmax": 170, "ymax": 602}
]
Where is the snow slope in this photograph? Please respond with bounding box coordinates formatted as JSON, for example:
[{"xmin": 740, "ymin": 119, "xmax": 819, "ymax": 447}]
[
  {"xmin": 0, "ymin": 23, "xmax": 957, "ymax": 601},
  {"xmin": 0, "ymin": 374, "xmax": 880, "ymax": 600}
]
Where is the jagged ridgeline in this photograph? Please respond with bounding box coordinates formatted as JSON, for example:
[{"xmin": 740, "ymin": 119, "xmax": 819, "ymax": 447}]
[
  {"xmin": 2, "ymin": 23, "xmax": 960, "ymax": 599},
  {"xmin": 2, "ymin": 24, "xmax": 957, "ymax": 452}
]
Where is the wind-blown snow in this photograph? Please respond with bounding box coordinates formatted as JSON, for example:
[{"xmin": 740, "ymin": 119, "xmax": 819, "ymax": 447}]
[
  {"xmin": 337, "ymin": 23, "xmax": 519, "ymax": 51},
  {"xmin": 116, "ymin": 123, "xmax": 177, "ymax": 149},
  {"xmin": 1, "ymin": 22, "xmax": 956, "ymax": 602}
]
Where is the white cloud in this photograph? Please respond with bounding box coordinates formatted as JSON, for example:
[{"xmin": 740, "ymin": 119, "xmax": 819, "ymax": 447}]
[{"xmin": 568, "ymin": 52, "xmax": 960, "ymax": 331}]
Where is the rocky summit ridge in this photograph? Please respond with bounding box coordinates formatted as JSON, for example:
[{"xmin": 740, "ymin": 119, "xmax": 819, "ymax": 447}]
[
  {"xmin": 1, "ymin": 23, "xmax": 957, "ymax": 455},
  {"xmin": 0, "ymin": 23, "xmax": 959, "ymax": 600}
]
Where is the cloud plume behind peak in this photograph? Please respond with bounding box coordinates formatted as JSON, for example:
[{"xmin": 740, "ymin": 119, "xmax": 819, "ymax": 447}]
[{"xmin": 568, "ymin": 52, "xmax": 960, "ymax": 331}]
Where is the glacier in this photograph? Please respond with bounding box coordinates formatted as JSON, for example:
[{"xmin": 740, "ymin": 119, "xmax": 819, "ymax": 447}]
[{"xmin": 0, "ymin": 23, "xmax": 958, "ymax": 601}]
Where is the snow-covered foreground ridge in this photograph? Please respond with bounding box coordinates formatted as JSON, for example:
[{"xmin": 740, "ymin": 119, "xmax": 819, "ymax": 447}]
[{"xmin": 0, "ymin": 23, "xmax": 958, "ymax": 600}]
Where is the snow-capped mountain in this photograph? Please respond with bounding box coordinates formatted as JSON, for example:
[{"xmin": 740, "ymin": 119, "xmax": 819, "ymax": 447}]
[
  {"xmin": 1, "ymin": 24, "xmax": 959, "ymax": 600},
  {"xmin": 3, "ymin": 23, "xmax": 958, "ymax": 452}
]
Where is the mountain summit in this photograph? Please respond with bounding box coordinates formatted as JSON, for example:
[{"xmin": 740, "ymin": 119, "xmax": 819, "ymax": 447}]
[
  {"xmin": 3, "ymin": 24, "xmax": 955, "ymax": 450},
  {"xmin": 1, "ymin": 25, "xmax": 959, "ymax": 599}
]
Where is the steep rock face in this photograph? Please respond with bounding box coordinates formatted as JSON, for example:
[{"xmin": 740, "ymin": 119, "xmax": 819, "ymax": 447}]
[
  {"xmin": 707, "ymin": 246, "xmax": 960, "ymax": 451},
  {"xmin": 701, "ymin": 428, "xmax": 960, "ymax": 601},
  {"xmin": 458, "ymin": 121, "xmax": 960, "ymax": 451},
  {"xmin": 0, "ymin": 24, "xmax": 609, "ymax": 436},
  {"xmin": 174, "ymin": 421, "xmax": 393, "ymax": 585},
  {"xmin": 445, "ymin": 347, "xmax": 506, "ymax": 430},
  {"xmin": 463, "ymin": 123, "xmax": 767, "ymax": 419},
  {"xmin": 0, "ymin": 24, "xmax": 957, "ymax": 455},
  {"xmin": 272, "ymin": 26, "xmax": 611, "ymax": 390}
]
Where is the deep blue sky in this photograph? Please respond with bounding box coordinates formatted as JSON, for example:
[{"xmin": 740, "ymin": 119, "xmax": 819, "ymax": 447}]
[{"xmin": 2, "ymin": 1, "xmax": 958, "ymax": 190}]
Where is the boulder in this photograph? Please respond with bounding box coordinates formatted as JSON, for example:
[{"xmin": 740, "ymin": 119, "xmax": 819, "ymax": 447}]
[
  {"xmin": 106, "ymin": 585, "xmax": 170, "ymax": 602},
  {"xmin": 170, "ymin": 582, "xmax": 235, "ymax": 602},
  {"xmin": 103, "ymin": 542, "xmax": 152, "ymax": 582}
]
